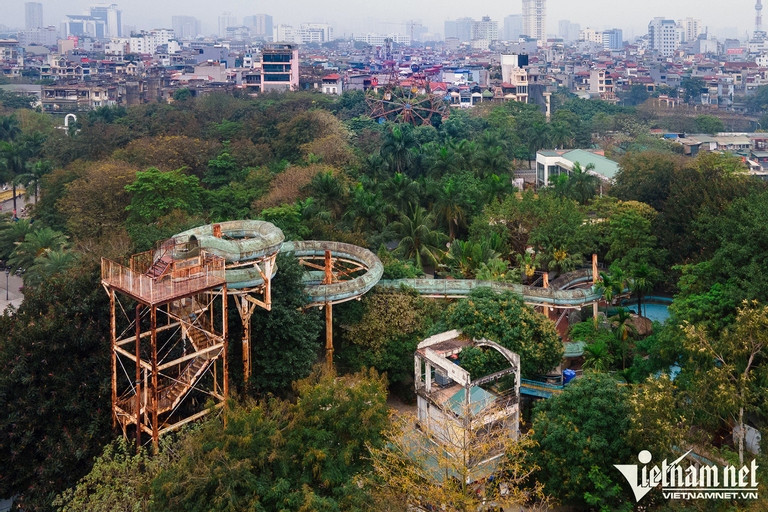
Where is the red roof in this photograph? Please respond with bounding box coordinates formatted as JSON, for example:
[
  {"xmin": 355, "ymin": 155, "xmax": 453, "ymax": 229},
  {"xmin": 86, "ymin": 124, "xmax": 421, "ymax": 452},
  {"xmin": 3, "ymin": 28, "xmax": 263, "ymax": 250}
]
[{"xmin": 322, "ymin": 74, "xmax": 340, "ymax": 80}]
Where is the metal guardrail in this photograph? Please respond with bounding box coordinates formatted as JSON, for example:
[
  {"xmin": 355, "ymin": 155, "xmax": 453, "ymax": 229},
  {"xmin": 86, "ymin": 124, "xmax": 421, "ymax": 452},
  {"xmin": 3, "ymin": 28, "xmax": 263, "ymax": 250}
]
[{"xmin": 101, "ymin": 251, "xmax": 226, "ymax": 304}]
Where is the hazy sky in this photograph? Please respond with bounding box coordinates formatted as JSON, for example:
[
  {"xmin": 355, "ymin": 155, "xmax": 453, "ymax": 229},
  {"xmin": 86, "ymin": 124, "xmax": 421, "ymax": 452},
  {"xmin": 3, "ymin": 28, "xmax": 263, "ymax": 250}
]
[{"xmin": 3, "ymin": 0, "xmax": 755, "ymax": 39}]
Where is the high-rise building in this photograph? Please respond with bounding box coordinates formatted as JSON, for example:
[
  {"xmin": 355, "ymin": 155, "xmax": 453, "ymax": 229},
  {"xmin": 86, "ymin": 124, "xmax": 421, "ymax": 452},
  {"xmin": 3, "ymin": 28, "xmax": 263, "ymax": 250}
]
[
  {"xmin": 602, "ymin": 28, "xmax": 623, "ymax": 50},
  {"xmin": 522, "ymin": 0, "xmax": 546, "ymax": 42},
  {"xmin": 678, "ymin": 17, "xmax": 703, "ymax": 43},
  {"xmin": 274, "ymin": 24, "xmax": 297, "ymax": 44},
  {"xmin": 648, "ymin": 17, "xmax": 678, "ymax": 56},
  {"xmin": 218, "ymin": 12, "xmax": 237, "ymax": 38},
  {"xmin": 296, "ymin": 23, "xmax": 334, "ymax": 44},
  {"xmin": 90, "ymin": 4, "xmax": 122, "ymax": 37},
  {"xmin": 504, "ymin": 14, "xmax": 523, "ymax": 41},
  {"xmin": 172, "ymin": 16, "xmax": 200, "ymax": 40},
  {"xmin": 472, "ymin": 16, "xmax": 499, "ymax": 42},
  {"xmin": 25, "ymin": 2, "xmax": 43, "ymax": 29},
  {"xmin": 444, "ymin": 17, "xmax": 473, "ymax": 43},
  {"xmin": 558, "ymin": 19, "xmax": 580, "ymax": 42},
  {"xmin": 244, "ymin": 14, "xmax": 273, "ymax": 40}
]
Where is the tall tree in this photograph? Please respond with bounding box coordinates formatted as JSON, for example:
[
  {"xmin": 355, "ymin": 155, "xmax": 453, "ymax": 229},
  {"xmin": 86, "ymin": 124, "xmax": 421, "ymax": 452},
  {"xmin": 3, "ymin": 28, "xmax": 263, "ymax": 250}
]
[
  {"xmin": 392, "ymin": 205, "xmax": 446, "ymax": 271},
  {"xmin": 150, "ymin": 367, "xmax": 389, "ymax": 512},
  {"xmin": 447, "ymin": 288, "xmax": 563, "ymax": 377},
  {"xmin": 530, "ymin": 372, "xmax": 633, "ymax": 509},
  {"xmin": 0, "ymin": 264, "xmax": 112, "ymax": 510},
  {"xmin": 245, "ymin": 253, "xmax": 323, "ymax": 394},
  {"xmin": 683, "ymin": 301, "xmax": 768, "ymax": 465}
]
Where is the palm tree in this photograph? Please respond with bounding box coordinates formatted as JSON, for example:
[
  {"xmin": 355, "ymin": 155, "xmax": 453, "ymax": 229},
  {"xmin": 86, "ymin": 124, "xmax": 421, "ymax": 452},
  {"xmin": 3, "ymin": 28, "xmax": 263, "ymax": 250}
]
[
  {"xmin": 392, "ymin": 205, "xmax": 446, "ymax": 271},
  {"xmin": 344, "ymin": 183, "xmax": 387, "ymax": 232},
  {"xmin": 0, "ymin": 218, "xmax": 37, "ymax": 261},
  {"xmin": 545, "ymin": 247, "xmax": 582, "ymax": 276},
  {"xmin": 443, "ymin": 239, "xmax": 500, "ymax": 278},
  {"xmin": 0, "ymin": 141, "xmax": 28, "ymax": 213},
  {"xmin": 449, "ymin": 139, "xmax": 479, "ymax": 171},
  {"xmin": 24, "ymin": 250, "xmax": 79, "ymax": 287},
  {"xmin": 380, "ymin": 124, "xmax": 416, "ymax": 174},
  {"xmin": 515, "ymin": 249, "xmax": 539, "ymax": 284},
  {"xmin": 598, "ymin": 266, "xmax": 626, "ymax": 307},
  {"xmin": 0, "ymin": 115, "xmax": 21, "ymax": 142},
  {"xmin": 567, "ymin": 162, "xmax": 600, "ymax": 205},
  {"xmin": 549, "ymin": 121, "xmax": 574, "ymax": 149},
  {"xmin": 482, "ymin": 174, "xmax": 512, "ymax": 204},
  {"xmin": 308, "ymin": 170, "xmax": 346, "ymax": 220},
  {"xmin": 629, "ymin": 263, "xmax": 656, "ymax": 318},
  {"xmin": 7, "ymin": 227, "xmax": 68, "ymax": 272},
  {"xmin": 434, "ymin": 178, "xmax": 467, "ymax": 240},
  {"xmin": 15, "ymin": 159, "xmax": 52, "ymax": 203},
  {"xmin": 425, "ymin": 144, "xmax": 457, "ymax": 178},
  {"xmin": 476, "ymin": 145, "xmax": 509, "ymax": 178},
  {"xmin": 583, "ymin": 339, "xmax": 613, "ymax": 372},
  {"xmin": 610, "ymin": 307, "xmax": 637, "ymax": 370},
  {"xmin": 380, "ymin": 172, "xmax": 421, "ymax": 217}
]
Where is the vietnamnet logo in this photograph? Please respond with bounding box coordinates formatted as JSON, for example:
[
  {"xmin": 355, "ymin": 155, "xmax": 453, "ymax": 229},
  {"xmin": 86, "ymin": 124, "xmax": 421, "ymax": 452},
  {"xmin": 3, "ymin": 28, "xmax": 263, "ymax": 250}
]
[{"xmin": 615, "ymin": 450, "xmax": 759, "ymax": 501}]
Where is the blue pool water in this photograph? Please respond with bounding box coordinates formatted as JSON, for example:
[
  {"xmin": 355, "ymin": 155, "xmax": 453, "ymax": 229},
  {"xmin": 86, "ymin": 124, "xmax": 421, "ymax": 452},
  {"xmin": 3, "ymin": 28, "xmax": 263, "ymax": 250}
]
[{"xmin": 624, "ymin": 302, "xmax": 670, "ymax": 323}]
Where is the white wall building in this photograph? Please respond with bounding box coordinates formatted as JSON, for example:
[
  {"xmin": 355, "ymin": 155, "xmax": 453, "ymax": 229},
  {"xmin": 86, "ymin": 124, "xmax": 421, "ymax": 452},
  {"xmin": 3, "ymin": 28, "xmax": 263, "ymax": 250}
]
[
  {"xmin": 522, "ymin": 0, "xmax": 546, "ymax": 42},
  {"xmin": 297, "ymin": 23, "xmax": 334, "ymax": 44},
  {"xmin": 579, "ymin": 27, "xmax": 602, "ymax": 44},
  {"xmin": 274, "ymin": 24, "xmax": 298, "ymax": 44},
  {"xmin": 648, "ymin": 17, "xmax": 679, "ymax": 56},
  {"xmin": 129, "ymin": 29, "xmax": 176, "ymax": 55}
]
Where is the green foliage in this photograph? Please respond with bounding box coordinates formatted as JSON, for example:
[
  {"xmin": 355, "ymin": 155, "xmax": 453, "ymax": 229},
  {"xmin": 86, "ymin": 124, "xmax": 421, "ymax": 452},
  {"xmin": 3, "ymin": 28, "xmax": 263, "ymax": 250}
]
[
  {"xmin": 172, "ymin": 88, "xmax": 191, "ymax": 101},
  {"xmin": 125, "ymin": 167, "xmax": 203, "ymax": 223},
  {"xmin": 7, "ymin": 226, "xmax": 68, "ymax": 272},
  {"xmin": 337, "ymin": 288, "xmax": 439, "ymax": 390},
  {"xmin": 530, "ymin": 372, "xmax": 632, "ymax": 508},
  {"xmin": 694, "ymin": 114, "xmax": 725, "ymax": 135},
  {"xmin": 392, "ymin": 205, "xmax": 446, "ymax": 271},
  {"xmin": 682, "ymin": 301, "xmax": 768, "ymax": 464},
  {"xmin": 260, "ymin": 203, "xmax": 310, "ymax": 241},
  {"xmin": 124, "ymin": 167, "xmax": 204, "ymax": 249},
  {"xmin": 203, "ymin": 143, "xmax": 246, "ymax": 188},
  {"xmin": 54, "ymin": 437, "xmax": 175, "ymax": 512},
  {"xmin": 246, "ymin": 253, "xmax": 323, "ymax": 395},
  {"xmin": 0, "ymin": 263, "xmax": 112, "ymax": 510},
  {"xmin": 150, "ymin": 367, "xmax": 389, "ymax": 512},
  {"xmin": 674, "ymin": 188, "xmax": 768, "ymax": 331},
  {"xmin": 447, "ymin": 288, "xmax": 563, "ymax": 377}
]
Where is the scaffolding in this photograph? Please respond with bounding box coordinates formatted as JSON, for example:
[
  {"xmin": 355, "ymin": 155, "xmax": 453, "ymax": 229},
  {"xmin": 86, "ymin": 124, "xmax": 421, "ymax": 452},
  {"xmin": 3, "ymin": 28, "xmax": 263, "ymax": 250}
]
[{"xmin": 101, "ymin": 241, "xmax": 228, "ymax": 449}]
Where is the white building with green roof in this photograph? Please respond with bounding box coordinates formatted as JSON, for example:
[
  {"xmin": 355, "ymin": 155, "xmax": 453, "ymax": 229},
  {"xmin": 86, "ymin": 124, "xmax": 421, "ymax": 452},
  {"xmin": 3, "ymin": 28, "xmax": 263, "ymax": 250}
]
[{"xmin": 535, "ymin": 149, "xmax": 620, "ymax": 188}]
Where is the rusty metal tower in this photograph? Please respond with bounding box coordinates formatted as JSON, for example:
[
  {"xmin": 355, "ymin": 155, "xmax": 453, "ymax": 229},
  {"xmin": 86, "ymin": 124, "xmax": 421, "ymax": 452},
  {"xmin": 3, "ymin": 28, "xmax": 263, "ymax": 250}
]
[{"xmin": 101, "ymin": 239, "xmax": 229, "ymax": 449}]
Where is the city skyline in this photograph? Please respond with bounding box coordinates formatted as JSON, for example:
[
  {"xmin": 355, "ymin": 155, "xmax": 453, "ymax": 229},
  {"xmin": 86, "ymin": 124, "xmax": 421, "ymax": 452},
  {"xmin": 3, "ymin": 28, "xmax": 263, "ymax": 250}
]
[{"xmin": 1, "ymin": 0, "xmax": 759, "ymax": 40}]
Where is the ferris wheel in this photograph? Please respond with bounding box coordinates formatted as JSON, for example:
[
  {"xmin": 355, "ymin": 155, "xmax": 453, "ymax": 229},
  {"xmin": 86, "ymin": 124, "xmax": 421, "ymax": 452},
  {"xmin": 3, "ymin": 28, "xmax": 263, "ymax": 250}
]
[{"xmin": 366, "ymin": 77, "xmax": 449, "ymax": 126}]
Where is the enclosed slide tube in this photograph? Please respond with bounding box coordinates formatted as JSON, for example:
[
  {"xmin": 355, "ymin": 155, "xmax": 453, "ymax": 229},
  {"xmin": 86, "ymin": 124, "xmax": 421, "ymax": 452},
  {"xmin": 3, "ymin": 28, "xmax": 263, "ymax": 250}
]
[{"xmin": 172, "ymin": 220, "xmax": 284, "ymax": 290}]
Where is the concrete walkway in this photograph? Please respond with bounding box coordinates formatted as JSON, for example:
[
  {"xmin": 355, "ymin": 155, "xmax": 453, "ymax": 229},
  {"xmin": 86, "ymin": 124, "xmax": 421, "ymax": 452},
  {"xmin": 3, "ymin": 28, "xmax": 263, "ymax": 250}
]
[{"xmin": 0, "ymin": 273, "xmax": 24, "ymax": 314}]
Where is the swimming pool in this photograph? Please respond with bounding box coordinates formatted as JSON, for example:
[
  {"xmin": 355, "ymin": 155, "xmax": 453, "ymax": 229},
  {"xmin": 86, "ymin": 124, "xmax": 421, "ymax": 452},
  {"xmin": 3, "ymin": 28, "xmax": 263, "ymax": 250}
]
[{"xmin": 624, "ymin": 303, "xmax": 669, "ymax": 323}]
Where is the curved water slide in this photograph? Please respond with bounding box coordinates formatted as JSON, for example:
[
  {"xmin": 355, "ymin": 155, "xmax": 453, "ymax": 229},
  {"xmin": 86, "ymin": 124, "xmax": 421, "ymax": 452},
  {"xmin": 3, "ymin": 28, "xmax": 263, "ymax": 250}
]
[
  {"xmin": 377, "ymin": 270, "xmax": 602, "ymax": 308},
  {"xmin": 172, "ymin": 220, "xmax": 285, "ymax": 290},
  {"xmin": 169, "ymin": 221, "xmax": 601, "ymax": 311},
  {"xmin": 281, "ymin": 240, "xmax": 384, "ymax": 306},
  {"xmin": 171, "ymin": 224, "xmax": 385, "ymax": 305}
]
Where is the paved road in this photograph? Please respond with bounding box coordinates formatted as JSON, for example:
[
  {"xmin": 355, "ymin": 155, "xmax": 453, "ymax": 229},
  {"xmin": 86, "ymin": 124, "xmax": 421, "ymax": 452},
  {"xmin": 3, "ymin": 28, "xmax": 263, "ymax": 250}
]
[
  {"xmin": 0, "ymin": 193, "xmax": 34, "ymax": 217},
  {"xmin": 0, "ymin": 273, "xmax": 24, "ymax": 313}
]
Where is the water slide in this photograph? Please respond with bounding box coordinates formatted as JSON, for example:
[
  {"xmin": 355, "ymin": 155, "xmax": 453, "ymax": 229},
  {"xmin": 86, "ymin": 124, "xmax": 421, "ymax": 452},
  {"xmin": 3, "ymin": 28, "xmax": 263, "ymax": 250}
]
[{"xmin": 171, "ymin": 221, "xmax": 602, "ymax": 310}]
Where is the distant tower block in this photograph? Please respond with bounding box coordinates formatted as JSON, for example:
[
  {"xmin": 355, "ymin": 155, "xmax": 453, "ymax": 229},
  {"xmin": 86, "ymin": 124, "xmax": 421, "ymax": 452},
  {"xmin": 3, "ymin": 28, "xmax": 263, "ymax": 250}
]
[{"xmin": 758, "ymin": 0, "xmax": 764, "ymax": 33}]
